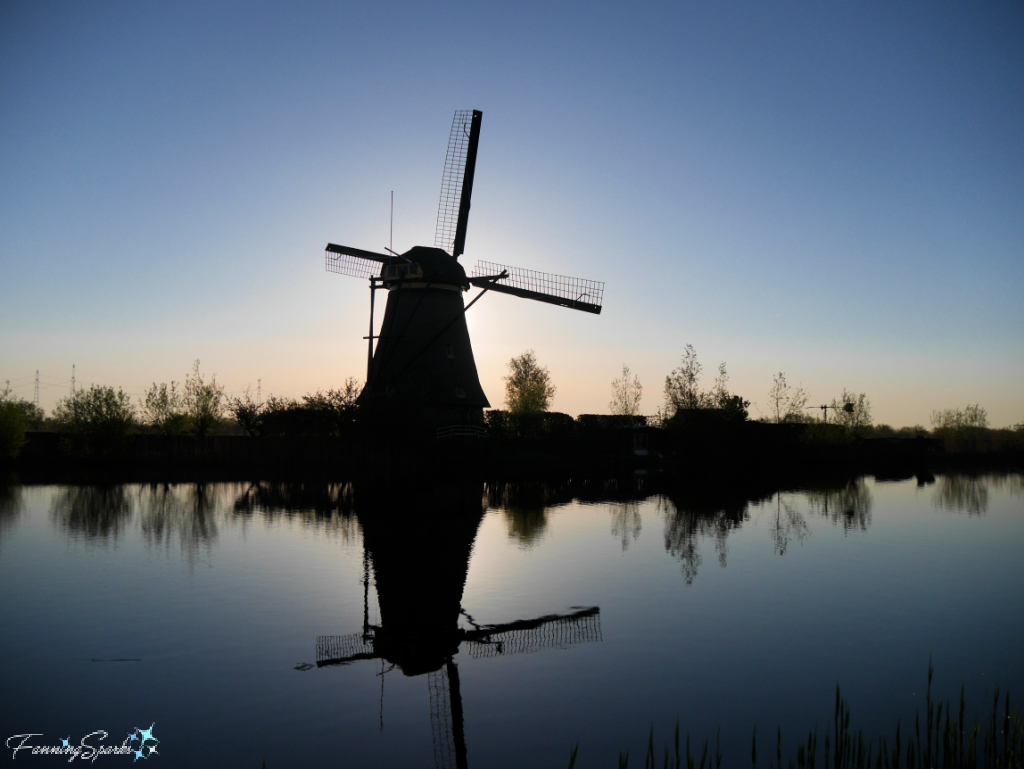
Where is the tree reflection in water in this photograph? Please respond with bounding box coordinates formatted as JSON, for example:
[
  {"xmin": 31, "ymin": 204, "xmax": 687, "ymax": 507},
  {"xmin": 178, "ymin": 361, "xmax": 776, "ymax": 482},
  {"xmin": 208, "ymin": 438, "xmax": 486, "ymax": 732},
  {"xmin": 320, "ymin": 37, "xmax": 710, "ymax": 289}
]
[
  {"xmin": 933, "ymin": 474, "xmax": 989, "ymax": 516},
  {"xmin": 609, "ymin": 499, "xmax": 642, "ymax": 551},
  {"xmin": 0, "ymin": 476, "xmax": 24, "ymax": 548},
  {"xmin": 135, "ymin": 483, "xmax": 221, "ymax": 564},
  {"xmin": 483, "ymin": 480, "xmax": 573, "ymax": 548},
  {"xmin": 804, "ymin": 478, "xmax": 873, "ymax": 532},
  {"xmin": 231, "ymin": 480, "xmax": 360, "ymax": 543},
  {"xmin": 659, "ymin": 478, "xmax": 875, "ymax": 584},
  {"xmin": 659, "ymin": 487, "xmax": 760, "ymax": 585},
  {"xmin": 50, "ymin": 485, "xmax": 133, "ymax": 542}
]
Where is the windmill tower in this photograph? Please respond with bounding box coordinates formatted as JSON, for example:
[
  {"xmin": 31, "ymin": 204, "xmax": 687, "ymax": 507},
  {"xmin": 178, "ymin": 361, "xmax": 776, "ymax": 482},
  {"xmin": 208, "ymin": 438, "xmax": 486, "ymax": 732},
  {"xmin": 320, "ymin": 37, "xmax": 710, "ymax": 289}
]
[{"xmin": 325, "ymin": 110, "xmax": 605, "ymax": 432}]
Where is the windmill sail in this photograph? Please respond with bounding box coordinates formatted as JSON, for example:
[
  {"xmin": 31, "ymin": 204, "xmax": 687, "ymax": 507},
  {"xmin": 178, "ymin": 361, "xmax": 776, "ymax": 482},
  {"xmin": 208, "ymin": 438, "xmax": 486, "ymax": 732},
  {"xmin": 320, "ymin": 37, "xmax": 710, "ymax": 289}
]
[
  {"xmin": 314, "ymin": 606, "xmax": 601, "ymax": 667},
  {"xmin": 325, "ymin": 243, "xmax": 394, "ymax": 280},
  {"xmin": 435, "ymin": 110, "xmax": 482, "ymax": 258},
  {"xmin": 315, "ymin": 632, "xmax": 376, "ymax": 667},
  {"xmin": 463, "ymin": 606, "xmax": 602, "ymax": 659},
  {"xmin": 469, "ymin": 261, "xmax": 604, "ymax": 315}
]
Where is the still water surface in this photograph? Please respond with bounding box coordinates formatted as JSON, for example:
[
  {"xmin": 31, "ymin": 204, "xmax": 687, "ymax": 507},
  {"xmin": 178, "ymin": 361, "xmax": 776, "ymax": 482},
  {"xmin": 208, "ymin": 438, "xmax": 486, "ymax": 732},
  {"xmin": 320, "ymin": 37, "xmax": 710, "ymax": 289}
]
[{"xmin": 1, "ymin": 474, "xmax": 1022, "ymax": 767}]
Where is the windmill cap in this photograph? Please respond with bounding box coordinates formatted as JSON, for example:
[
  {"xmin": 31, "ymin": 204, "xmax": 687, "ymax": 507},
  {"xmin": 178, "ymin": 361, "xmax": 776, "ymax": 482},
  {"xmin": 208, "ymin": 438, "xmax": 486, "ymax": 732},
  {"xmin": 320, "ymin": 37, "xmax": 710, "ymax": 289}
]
[{"xmin": 397, "ymin": 246, "xmax": 469, "ymax": 288}]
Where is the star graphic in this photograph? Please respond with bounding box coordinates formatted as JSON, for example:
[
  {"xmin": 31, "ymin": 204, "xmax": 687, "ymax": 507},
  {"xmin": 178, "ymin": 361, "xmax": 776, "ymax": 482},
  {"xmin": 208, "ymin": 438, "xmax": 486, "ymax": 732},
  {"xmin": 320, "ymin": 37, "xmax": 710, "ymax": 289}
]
[
  {"xmin": 136, "ymin": 723, "xmax": 157, "ymax": 744},
  {"xmin": 132, "ymin": 747, "xmax": 146, "ymax": 762},
  {"xmin": 128, "ymin": 730, "xmax": 139, "ymax": 742},
  {"xmin": 61, "ymin": 737, "xmax": 70, "ymax": 747},
  {"xmin": 147, "ymin": 745, "xmax": 159, "ymax": 757}
]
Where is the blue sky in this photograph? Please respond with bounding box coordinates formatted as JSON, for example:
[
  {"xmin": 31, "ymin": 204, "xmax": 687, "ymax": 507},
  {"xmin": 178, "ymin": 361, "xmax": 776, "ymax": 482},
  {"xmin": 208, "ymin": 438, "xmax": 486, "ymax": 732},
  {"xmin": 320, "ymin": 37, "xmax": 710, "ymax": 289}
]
[{"xmin": 2, "ymin": 1, "xmax": 1022, "ymax": 426}]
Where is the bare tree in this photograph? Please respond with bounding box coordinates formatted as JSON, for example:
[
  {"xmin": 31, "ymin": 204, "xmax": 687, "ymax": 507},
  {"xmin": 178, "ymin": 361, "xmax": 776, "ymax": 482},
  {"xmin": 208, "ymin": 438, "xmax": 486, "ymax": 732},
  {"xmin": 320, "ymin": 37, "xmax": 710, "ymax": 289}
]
[
  {"xmin": 609, "ymin": 364, "xmax": 643, "ymax": 416},
  {"xmin": 664, "ymin": 344, "xmax": 707, "ymax": 414},
  {"xmin": 830, "ymin": 389, "xmax": 871, "ymax": 431},
  {"xmin": 767, "ymin": 372, "xmax": 810, "ymax": 423},
  {"xmin": 184, "ymin": 360, "xmax": 225, "ymax": 438}
]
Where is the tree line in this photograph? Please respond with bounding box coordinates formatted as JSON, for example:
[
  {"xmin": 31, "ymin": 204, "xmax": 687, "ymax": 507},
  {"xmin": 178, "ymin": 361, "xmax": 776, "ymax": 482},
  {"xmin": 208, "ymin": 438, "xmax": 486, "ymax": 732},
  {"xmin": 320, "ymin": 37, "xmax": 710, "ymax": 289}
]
[
  {"xmin": 2, "ymin": 347, "xmax": 1021, "ymax": 459},
  {"xmin": 500, "ymin": 345, "xmax": 1023, "ymax": 445}
]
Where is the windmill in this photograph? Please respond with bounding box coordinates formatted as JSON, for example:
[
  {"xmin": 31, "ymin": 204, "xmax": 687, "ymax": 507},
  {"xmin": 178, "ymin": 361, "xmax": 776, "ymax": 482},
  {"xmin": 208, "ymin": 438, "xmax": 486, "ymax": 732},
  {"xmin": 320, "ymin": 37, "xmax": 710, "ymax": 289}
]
[{"xmin": 325, "ymin": 110, "xmax": 605, "ymax": 431}]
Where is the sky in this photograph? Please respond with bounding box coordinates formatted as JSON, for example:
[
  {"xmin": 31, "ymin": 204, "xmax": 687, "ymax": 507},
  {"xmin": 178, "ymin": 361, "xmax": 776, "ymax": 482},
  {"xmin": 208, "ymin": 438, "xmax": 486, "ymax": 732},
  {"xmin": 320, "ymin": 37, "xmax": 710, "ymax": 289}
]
[{"xmin": 1, "ymin": 1, "xmax": 1022, "ymax": 427}]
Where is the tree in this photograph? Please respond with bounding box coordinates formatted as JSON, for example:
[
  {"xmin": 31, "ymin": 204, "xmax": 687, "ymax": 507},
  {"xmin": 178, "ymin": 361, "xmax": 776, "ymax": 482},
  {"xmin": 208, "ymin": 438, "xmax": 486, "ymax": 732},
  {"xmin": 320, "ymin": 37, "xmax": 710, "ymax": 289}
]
[
  {"xmin": 709, "ymin": 362, "xmax": 750, "ymax": 420},
  {"xmin": 52, "ymin": 385, "xmax": 136, "ymax": 456},
  {"xmin": 0, "ymin": 387, "xmax": 30, "ymax": 459},
  {"xmin": 141, "ymin": 381, "xmax": 187, "ymax": 435},
  {"xmin": 226, "ymin": 386, "xmax": 264, "ymax": 436},
  {"xmin": 930, "ymin": 404, "xmax": 988, "ymax": 447},
  {"xmin": 664, "ymin": 345, "xmax": 749, "ymax": 421},
  {"xmin": 931, "ymin": 404, "xmax": 988, "ymax": 433},
  {"xmin": 767, "ymin": 372, "xmax": 810, "ymax": 423},
  {"xmin": 184, "ymin": 360, "xmax": 225, "ymax": 438},
  {"xmin": 609, "ymin": 365, "xmax": 643, "ymax": 416},
  {"xmin": 664, "ymin": 344, "xmax": 706, "ymax": 414},
  {"xmin": 504, "ymin": 350, "xmax": 555, "ymax": 414},
  {"xmin": 831, "ymin": 389, "xmax": 872, "ymax": 432},
  {"xmin": 300, "ymin": 379, "xmax": 361, "ymax": 435}
]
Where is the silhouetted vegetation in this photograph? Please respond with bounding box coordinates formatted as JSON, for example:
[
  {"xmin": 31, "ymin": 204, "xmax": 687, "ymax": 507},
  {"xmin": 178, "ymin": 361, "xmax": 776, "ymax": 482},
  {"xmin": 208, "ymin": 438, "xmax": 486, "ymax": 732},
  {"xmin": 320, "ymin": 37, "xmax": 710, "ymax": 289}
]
[
  {"xmin": 664, "ymin": 345, "xmax": 750, "ymax": 420},
  {"xmin": 505, "ymin": 349, "xmax": 556, "ymax": 414},
  {"xmin": 52, "ymin": 385, "xmax": 137, "ymax": 458},
  {"xmin": 767, "ymin": 371, "xmax": 810, "ymax": 423},
  {"xmin": 141, "ymin": 381, "xmax": 188, "ymax": 435},
  {"xmin": 1, "ymin": 388, "xmax": 31, "ymax": 459},
  {"xmin": 140, "ymin": 360, "xmax": 225, "ymax": 437},
  {"xmin": 7, "ymin": 347, "xmax": 1021, "ymax": 474},
  {"xmin": 831, "ymin": 389, "xmax": 873, "ymax": 435},
  {"xmin": 230, "ymin": 379, "xmax": 360, "ymax": 437},
  {"xmin": 609, "ymin": 364, "xmax": 643, "ymax": 416},
  {"xmin": 570, "ymin": 664, "xmax": 1023, "ymax": 768}
]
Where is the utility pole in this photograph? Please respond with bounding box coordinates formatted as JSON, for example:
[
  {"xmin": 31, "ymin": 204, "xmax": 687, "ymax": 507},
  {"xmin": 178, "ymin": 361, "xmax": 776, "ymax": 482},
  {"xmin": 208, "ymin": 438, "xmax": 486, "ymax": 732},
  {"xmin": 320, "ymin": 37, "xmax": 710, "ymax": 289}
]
[
  {"xmin": 72, "ymin": 364, "xmax": 76, "ymax": 394},
  {"xmin": 257, "ymin": 379, "xmax": 262, "ymax": 407},
  {"xmin": 34, "ymin": 370, "xmax": 39, "ymax": 408}
]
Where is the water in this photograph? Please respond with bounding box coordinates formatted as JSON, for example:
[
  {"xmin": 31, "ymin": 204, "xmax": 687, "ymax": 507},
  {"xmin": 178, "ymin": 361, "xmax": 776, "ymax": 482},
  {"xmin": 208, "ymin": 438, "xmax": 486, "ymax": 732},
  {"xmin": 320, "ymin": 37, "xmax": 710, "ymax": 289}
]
[{"xmin": 0, "ymin": 473, "xmax": 1022, "ymax": 767}]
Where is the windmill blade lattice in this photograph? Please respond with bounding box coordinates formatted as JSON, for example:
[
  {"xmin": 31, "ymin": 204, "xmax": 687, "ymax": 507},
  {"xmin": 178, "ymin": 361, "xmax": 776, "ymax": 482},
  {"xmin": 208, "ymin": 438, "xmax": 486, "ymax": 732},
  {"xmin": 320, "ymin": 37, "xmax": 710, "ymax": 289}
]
[
  {"xmin": 428, "ymin": 666, "xmax": 457, "ymax": 769},
  {"xmin": 325, "ymin": 250, "xmax": 383, "ymax": 281},
  {"xmin": 464, "ymin": 606, "xmax": 602, "ymax": 659},
  {"xmin": 471, "ymin": 261, "xmax": 605, "ymax": 314},
  {"xmin": 316, "ymin": 632, "xmax": 376, "ymax": 667},
  {"xmin": 435, "ymin": 110, "xmax": 480, "ymax": 257}
]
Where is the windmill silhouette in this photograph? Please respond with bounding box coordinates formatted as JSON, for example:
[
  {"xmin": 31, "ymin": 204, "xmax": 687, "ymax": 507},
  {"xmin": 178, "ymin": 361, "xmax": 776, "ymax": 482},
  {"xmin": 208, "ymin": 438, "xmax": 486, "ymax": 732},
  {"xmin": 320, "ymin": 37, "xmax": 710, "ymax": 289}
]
[
  {"xmin": 308, "ymin": 481, "xmax": 602, "ymax": 769},
  {"xmin": 325, "ymin": 110, "xmax": 604, "ymax": 430}
]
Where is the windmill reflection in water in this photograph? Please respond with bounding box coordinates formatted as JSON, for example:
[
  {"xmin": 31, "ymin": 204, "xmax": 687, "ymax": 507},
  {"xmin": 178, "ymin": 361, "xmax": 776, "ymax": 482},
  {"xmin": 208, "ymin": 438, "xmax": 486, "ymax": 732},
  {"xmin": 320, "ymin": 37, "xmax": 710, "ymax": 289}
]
[{"xmin": 311, "ymin": 483, "xmax": 601, "ymax": 769}]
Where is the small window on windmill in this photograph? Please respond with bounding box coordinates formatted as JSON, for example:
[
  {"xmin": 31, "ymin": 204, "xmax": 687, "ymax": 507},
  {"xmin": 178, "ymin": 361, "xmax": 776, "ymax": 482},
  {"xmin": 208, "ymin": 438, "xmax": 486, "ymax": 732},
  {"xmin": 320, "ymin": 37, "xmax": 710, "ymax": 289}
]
[
  {"xmin": 455, "ymin": 386, "xmax": 466, "ymax": 399},
  {"xmin": 446, "ymin": 344, "xmax": 454, "ymax": 359}
]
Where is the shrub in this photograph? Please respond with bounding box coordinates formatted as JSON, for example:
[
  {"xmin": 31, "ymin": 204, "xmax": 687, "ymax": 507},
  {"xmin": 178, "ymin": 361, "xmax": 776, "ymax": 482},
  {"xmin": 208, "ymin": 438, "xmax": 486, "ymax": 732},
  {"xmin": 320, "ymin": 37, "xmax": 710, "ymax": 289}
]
[
  {"xmin": 0, "ymin": 389, "xmax": 29, "ymax": 460},
  {"xmin": 184, "ymin": 360, "xmax": 225, "ymax": 438},
  {"xmin": 253, "ymin": 380, "xmax": 361, "ymax": 437},
  {"xmin": 52, "ymin": 385, "xmax": 136, "ymax": 457},
  {"xmin": 226, "ymin": 387, "xmax": 263, "ymax": 436},
  {"xmin": 141, "ymin": 381, "xmax": 188, "ymax": 435}
]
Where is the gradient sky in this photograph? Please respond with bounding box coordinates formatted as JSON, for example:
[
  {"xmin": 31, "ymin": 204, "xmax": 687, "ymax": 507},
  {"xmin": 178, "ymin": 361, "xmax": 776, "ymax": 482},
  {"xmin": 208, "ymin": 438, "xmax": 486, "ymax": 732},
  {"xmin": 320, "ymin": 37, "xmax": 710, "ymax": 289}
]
[{"xmin": 2, "ymin": 1, "xmax": 1022, "ymax": 427}]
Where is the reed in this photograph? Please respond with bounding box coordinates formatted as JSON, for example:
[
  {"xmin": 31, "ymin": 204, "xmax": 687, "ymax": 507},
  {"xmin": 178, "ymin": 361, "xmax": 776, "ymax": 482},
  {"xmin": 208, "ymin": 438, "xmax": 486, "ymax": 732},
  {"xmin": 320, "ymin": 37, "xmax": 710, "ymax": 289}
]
[{"xmin": 574, "ymin": 664, "xmax": 1022, "ymax": 768}]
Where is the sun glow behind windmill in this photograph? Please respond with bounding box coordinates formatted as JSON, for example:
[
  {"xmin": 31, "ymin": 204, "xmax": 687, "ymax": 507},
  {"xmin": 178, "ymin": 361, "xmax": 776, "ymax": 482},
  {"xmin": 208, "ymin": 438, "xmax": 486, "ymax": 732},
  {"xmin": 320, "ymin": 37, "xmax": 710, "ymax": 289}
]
[{"xmin": 325, "ymin": 110, "xmax": 604, "ymax": 431}]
